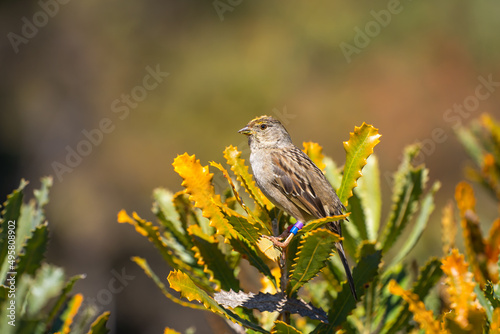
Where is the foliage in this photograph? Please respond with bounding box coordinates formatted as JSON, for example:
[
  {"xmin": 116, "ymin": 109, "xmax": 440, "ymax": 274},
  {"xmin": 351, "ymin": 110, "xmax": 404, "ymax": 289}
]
[
  {"xmin": 0, "ymin": 177, "xmax": 110, "ymax": 334},
  {"xmin": 120, "ymin": 115, "xmax": 500, "ymax": 333}
]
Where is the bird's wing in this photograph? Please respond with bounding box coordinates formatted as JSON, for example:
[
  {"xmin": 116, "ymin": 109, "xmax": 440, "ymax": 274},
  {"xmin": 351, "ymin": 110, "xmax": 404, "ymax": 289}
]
[{"xmin": 271, "ymin": 148, "xmax": 329, "ymax": 218}]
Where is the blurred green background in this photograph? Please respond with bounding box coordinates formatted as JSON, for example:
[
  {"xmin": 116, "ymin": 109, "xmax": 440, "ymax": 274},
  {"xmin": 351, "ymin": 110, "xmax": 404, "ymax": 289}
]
[{"xmin": 1, "ymin": 0, "xmax": 500, "ymax": 333}]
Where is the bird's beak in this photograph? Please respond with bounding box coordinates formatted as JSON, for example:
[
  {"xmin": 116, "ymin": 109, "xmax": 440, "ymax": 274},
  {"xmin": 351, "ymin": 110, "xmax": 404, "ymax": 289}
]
[{"xmin": 238, "ymin": 126, "xmax": 252, "ymax": 135}]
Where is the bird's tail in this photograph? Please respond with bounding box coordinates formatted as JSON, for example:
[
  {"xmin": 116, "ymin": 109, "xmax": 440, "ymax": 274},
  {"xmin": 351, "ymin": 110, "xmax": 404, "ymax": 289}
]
[{"xmin": 335, "ymin": 241, "xmax": 358, "ymax": 301}]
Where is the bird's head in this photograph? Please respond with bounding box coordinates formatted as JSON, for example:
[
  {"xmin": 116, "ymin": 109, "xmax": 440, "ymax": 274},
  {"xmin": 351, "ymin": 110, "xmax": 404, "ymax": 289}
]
[{"xmin": 238, "ymin": 115, "xmax": 292, "ymax": 148}]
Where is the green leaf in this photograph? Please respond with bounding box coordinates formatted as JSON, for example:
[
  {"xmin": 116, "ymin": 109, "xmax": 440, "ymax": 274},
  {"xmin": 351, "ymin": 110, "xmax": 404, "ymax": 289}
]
[
  {"xmin": 87, "ymin": 311, "xmax": 110, "ymax": 334},
  {"xmin": 389, "ymin": 181, "xmax": 441, "ymax": 267},
  {"xmin": 153, "ymin": 188, "xmax": 192, "ymax": 250},
  {"xmin": 381, "ymin": 145, "xmax": 428, "ymax": 253},
  {"xmin": 226, "ymin": 215, "xmax": 264, "ymax": 246},
  {"xmin": 287, "ymin": 229, "xmax": 340, "ymax": 296},
  {"xmin": 315, "ymin": 242, "xmax": 382, "ymax": 332},
  {"xmin": 338, "ymin": 123, "xmax": 381, "ymax": 206},
  {"xmin": 484, "ymin": 281, "xmax": 500, "ymax": 309},
  {"xmin": 26, "ymin": 264, "xmax": 65, "ymax": 316},
  {"xmin": 0, "ymin": 179, "xmax": 28, "ymax": 281},
  {"xmin": 118, "ymin": 210, "xmax": 210, "ymax": 290},
  {"xmin": 271, "ymin": 320, "xmax": 302, "ymax": 334},
  {"xmin": 355, "ymin": 154, "xmax": 381, "ymax": 241},
  {"xmin": 168, "ymin": 270, "xmax": 269, "ymax": 333},
  {"xmin": 47, "ymin": 274, "xmax": 86, "ymax": 330},
  {"xmin": 189, "ymin": 225, "xmax": 240, "ymax": 292},
  {"xmin": 133, "ymin": 257, "xmax": 206, "ymax": 311},
  {"xmin": 229, "ymin": 238, "xmax": 277, "ymax": 289},
  {"xmin": 16, "ymin": 222, "xmax": 48, "ymax": 277},
  {"xmin": 455, "ymin": 126, "xmax": 484, "ymax": 166},
  {"xmin": 323, "ymin": 157, "xmax": 342, "ymax": 190},
  {"xmin": 382, "ymin": 258, "xmax": 443, "ymax": 334}
]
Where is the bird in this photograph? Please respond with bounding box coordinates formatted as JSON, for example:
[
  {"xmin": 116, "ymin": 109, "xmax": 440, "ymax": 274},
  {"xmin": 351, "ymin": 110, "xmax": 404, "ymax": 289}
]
[{"xmin": 238, "ymin": 115, "xmax": 358, "ymax": 301}]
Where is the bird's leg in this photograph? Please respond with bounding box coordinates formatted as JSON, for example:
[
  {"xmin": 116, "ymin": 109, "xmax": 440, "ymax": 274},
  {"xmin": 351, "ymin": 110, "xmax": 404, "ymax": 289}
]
[{"xmin": 262, "ymin": 221, "xmax": 304, "ymax": 248}]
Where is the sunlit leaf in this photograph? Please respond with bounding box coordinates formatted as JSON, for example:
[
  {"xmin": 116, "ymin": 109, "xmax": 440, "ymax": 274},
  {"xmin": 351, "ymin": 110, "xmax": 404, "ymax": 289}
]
[
  {"xmin": 87, "ymin": 311, "xmax": 110, "ymax": 334},
  {"xmin": 441, "ymin": 201, "xmax": 457, "ymax": 255},
  {"xmin": 383, "ymin": 258, "xmax": 444, "ymax": 334},
  {"xmin": 167, "ymin": 270, "xmax": 269, "ymax": 333},
  {"xmin": 388, "ymin": 280, "xmax": 443, "ymax": 334},
  {"xmin": 287, "ymin": 229, "xmax": 340, "ymax": 295},
  {"xmin": 56, "ymin": 293, "xmax": 83, "ymax": 334},
  {"xmin": 455, "ymin": 182, "xmax": 490, "ymax": 284},
  {"xmin": 441, "ymin": 249, "xmax": 481, "ymax": 328},
  {"xmin": 271, "ymin": 320, "xmax": 303, "ymax": 334},
  {"xmin": 303, "ymin": 142, "xmax": 326, "ymax": 171},
  {"xmin": 173, "ymin": 153, "xmax": 238, "ymax": 241},
  {"xmin": 163, "ymin": 328, "xmax": 181, "ymax": 334},
  {"xmin": 491, "ymin": 308, "xmax": 500, "ymax": 334},
  {"xmin": 338, "ymin": 123, "xmax": 381, "ymax": 206},
  {"xmin": 118, "ymin": 210, "xmax": 205, "ymax": 284},
  {"xmin": 132, "ymin": 257, "xmax": 205, "ymax": 310},
  {"xmin": 224, "ymin": 145, "xmax": 273, "ymax": 211}
]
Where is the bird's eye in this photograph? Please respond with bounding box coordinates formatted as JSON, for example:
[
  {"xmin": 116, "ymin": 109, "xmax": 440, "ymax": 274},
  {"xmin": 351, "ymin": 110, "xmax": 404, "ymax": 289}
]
[{"xmin": 260, "ymin": 124, "xmax": 268, "ymax": 130}]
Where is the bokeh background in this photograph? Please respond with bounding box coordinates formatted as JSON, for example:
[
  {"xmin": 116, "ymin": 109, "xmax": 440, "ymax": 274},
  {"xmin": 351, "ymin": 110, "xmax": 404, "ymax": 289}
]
[{"xmin": 1, "ymin": 1, "xmax": 500, "ymax": 333}]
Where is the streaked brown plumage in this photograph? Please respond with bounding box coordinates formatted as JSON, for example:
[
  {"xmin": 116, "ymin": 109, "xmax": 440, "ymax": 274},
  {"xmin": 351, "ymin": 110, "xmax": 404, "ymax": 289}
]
[{"xmin": 239, "ymin": 115, "xmax": 358, "ymax": 301}]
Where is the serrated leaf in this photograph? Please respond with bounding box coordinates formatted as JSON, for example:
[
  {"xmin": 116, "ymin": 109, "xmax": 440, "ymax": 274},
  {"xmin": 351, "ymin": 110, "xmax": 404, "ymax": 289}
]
[
  {"xmin": 315, "ymin": 242, "xmax": 381, "ymax": 332},
  {"xmin": 484, "ymin": 281, "xmax": 500, "ymax": 309},
  {"xmin": 388, "ymin": 280, "xmax": 443, "ymax": 334},
  {"xmin": 224, "ymin": 145, "xmax": 273, "ymax": 211},
  {"xmin": 210, "ymin": 162, "xmax": 269, "ymax": 233},
  {"xmin": 16, "ymin": 222, "xmax": 48, "ymax": 277},
  {"xmin": 389, "ymin": 181, "xmax": 441, "ymax": 267},
  {"xmin": 295, "ymin": 214, "xmax": 349, "ymax": 240},
  {"xmin": 338, "ymin": 123, "xmax": 381, "ymax": 206},
  {"xmin": 225, "ymin": 214, "xmax": 265, "ymax": 245},
  {"xmin": 56, "ymin": 293, "xmax": 83, "ymax": 334},
  {"xmin": 441, "ymin": 201, "xmax": 457, "ymax": 255},
  {"xmin": 355, "ymin": 154, "xmax": 382, "ymax": 241},
  {"xmin": 441, "ymin": 249, "xmax": 479, "ymax": 328},
  {"xmin": 188, "ymin": 225, "xmax": 240, "ymax": 292},
  {"xmin": 173, "ymin": 153, "xmax": 238, "ymax": 241},
  {"xmin": 455, "ymin": 182, "xmax": 489, "ymax": 284},
  {"xmin": 153, "ymin": 188, "xmax": 192, "ymax": 250},
  {"xmin": 118, "ymin": 210, "xmax": 206, "ymax": 285},
  {"xmin": 26, "ymin": 264, "xmax": 65, "ymax": 316},
  {"xmin": 47, "ymin": 274, "xmax": 86, "ymax": 330},
  {"xmin": 256, "ymin": 237, "xmax": 282, "ymax": 261},
  {"xmin": 87, "ymin": 311, "xmax": 110, "ymax": 334},
  {"xmin": 383, "ymin": 258, "xmax": 444, "ymax": 334},
  {"xmin": 230, "ymin": 238, "xmax": 277, "ymax": 289},
  {"xmin": 214, "ymin": 290, "xmax": 327, "ymax": 323},
  {"xmin": 271, "ymin": 320, "xmax": 303, "ymax": 334},
  {"xmin": 303, "ymin": 142, "xmax": 326, "ymax": 171},
  {"xmin": 382, "ymin": 145, "xmax": 428, "ymax": 253},
  {"xmin": 132, "ymin": 257, "xmax": 205, "ymax": 310},
  {"xmin": 0, "ymin": 179, "xmax": 28, "ymax": 281},
  {"xmin": 167, "ymin": 270, "xmax": 269, "ymax": 333},
  {"xmin": 287, "ymin": 229, "xmax": 340, "ymax": 295}
]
